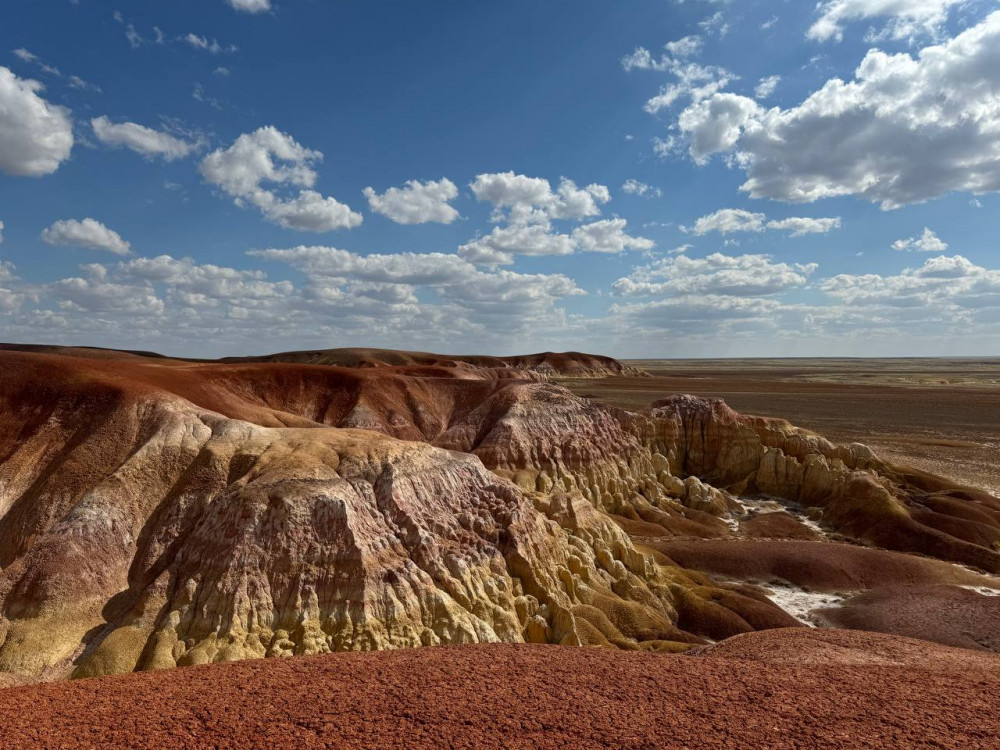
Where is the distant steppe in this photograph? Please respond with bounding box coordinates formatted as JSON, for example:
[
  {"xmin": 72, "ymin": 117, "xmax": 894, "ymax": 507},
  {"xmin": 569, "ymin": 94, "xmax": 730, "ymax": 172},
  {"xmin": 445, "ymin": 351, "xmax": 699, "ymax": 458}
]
[{"xmin": 565, "ymin": 358, "xmax": 1000, "ymax": 495}]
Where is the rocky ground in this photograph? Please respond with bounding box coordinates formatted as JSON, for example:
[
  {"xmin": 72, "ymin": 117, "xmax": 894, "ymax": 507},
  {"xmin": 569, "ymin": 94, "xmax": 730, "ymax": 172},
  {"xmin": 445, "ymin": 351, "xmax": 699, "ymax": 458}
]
[{"xmin": 0, "ymin": 633, "xmax": 997, "ymax": 749}]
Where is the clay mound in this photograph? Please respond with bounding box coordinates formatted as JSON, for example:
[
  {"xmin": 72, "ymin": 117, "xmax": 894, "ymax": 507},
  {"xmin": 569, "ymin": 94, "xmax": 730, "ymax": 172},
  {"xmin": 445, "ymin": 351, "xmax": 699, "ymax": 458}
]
[
  {"xmin": 0, "ymin": 342, "xmax": 172, "ymax": 361},
  {"xmin": 222, "ymin": 347, "xmax": 649, "ymax": 379},
  {"xmin": 2, "ymin": 349, "xmax": 798, "ymax": 682},
  {"xmin": 739, "ymin": 512, "xmax": 822, "ymax": 540},
  {"xmin": 1, "ymin": 643, "xmax": 998, "ymax": 749},
  {"xmin": 693, "ymin": 627, "xmax": 1000, "ymax": 669},
  {"xmin": 818, "ymin": 585, "xmax": 1000, "ymax": 652},
  {"xmin": 651, "ymin": 540, "xmax": 999, "ymax": 592},
  {"xmin": 3, "ymin": 346, "xmax": 1000, "ymax": 685}
]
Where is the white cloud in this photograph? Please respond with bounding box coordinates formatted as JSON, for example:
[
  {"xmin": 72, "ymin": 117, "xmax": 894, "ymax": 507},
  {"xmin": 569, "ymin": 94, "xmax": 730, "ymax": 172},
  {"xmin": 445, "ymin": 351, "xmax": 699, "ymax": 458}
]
[
  {"xmin": 677, "ymin": 93, "xmax": 761, "ymax": 162},
  {"xmin": 755, "ymin": 74, "xmax": 781, "ymax": 99},
  {"xmin": 808, "ymin": 0, "xmax": 963, "ymax": 43},
  {"xmin": 11, "ymin": 49, "xmax": 100, "ymax": 93},
  {"xmin": 459, "ymin": 173, "xmax": 646, "ymax": 265},
  {"xmin": 184, "ymin": 34, "xmax": 237, "ymax": 55},
  {"xmin": 227, "ymin": 0, "xmax": 271, "ymax": 12},
  {"xmin": 621, "ymin": 179, "xmax": 662, "ymax": 198},
  {"xmin": 363, "ymin": 178, "xmax": 460, "ymax": 224},
  {"xmin": 469, "ymin": 172, "xmax": 610, "ymax": 224},
  {"xmin": 572, "ymin": 219, "xmax": 655, "ymax": 254},
  {"xmin": 125, "ymin": 26, "xmax": 143, "ymax": 48},
  {"xmin": 0, "ymin": 220, "xmax": 4, "ymax": 244},
  {"xmin": 0, "ymin": 67, "xmax": 73, "ymax": 177},
  {"xmin": 765, "ymin": 216, "xmax": 843, "ymax": 236},
  {"xmin": 611, "ymin": 295, "xmax": 781, "ymax": 330},
  {"xmin": 91, "ymin": 117, "xmax": 199, "ymax": 161},
  {"xmin": 665, "ymin": 36, "xmax": 703, "ymax": 58},
  {"xmin": 249, "ymin": 246, "xmax": 476, "ymax": 285},
  {"xmin": 699, "ymin": 11, "xmax": 730, "ymax": 38},
  {"xmin": 247, "ymin": 245, "xmax": 585, "ymax": 336},
  {"xmin": 199, "ymin": 126, "xmax": 362, "ymax": 232},
  {"xmin": 458, "ymin": 224, "xmax": 576, "ymax": 266},
  {"xmin": 624, "ymin": 49, "xmax": 737, "ymax": 114},
  {"xmin": 613, "ymin": 252, "xmax": 817, "ymax": 297},
  {"xmin": 41, "ymin": 218, "xmax": 131, "ymax": 255},
  {"xmin": 687, "ymin": 209, "xmax": 842, "ymax": 236},
  {"xmin": 820, "ymin": 255, "xmax": 1000, "ymax": 313},
  {"xmin": 892, "ymin": 227, "xmax": 948, "ymax": 252},
  {"xmin": 689, "ymin": 209, "xmax": 766, "ymax": 235},
  {"xmin": 676, "ymin": 12, "xmax": 1000, "ymax": 209}
]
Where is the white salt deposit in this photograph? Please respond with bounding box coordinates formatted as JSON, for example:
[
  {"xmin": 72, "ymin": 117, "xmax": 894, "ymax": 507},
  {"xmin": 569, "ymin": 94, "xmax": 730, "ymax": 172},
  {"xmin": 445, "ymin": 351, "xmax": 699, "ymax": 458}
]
[{"xmin": 760, "ymin": 583, "xmax": 846, "ymax": 627}]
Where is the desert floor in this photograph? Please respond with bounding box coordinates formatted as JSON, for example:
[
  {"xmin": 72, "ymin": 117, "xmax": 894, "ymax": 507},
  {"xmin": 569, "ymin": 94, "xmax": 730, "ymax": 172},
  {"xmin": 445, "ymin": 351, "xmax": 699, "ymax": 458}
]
[
  {"xmin": 563, "ymin": 358, "xmax": 1000, "ymax": 495},
  {"xmin": 1, "ymin": 636, "xmax": 998, "ymax": 749}
]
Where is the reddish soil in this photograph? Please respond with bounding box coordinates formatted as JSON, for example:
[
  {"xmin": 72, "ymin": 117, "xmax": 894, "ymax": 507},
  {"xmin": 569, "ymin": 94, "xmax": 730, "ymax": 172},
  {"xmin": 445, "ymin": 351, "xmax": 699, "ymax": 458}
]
[
  {"xmin": 820, "ymin": 585, "xmax": 1000, "ymax": 653},
  {"xmin": 739, "ymin": 512, "xmax": 822, "ymax": 540},
  {"xmin": 1, "ymin": 639, "xmax": 998, "ymax": 749},
  {"xmin": 647, "ymin": 539, "xmax": 1000, "ymax": 591},
  {"xmin": 696, "ymin": 627, "xmax": 1000, "ymax": 668}
]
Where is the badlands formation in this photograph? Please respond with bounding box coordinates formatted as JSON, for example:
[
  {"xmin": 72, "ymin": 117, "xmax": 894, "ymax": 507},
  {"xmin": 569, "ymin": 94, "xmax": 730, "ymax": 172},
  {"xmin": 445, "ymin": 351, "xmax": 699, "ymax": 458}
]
[{"xmin": 0, "ymin": 342, "xmax": 999, "ymax": 742}]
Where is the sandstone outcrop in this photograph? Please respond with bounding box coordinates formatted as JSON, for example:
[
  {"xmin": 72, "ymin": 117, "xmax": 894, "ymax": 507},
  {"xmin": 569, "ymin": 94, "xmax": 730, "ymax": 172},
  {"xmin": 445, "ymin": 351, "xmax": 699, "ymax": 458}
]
[{"xmin": 0, "ymin": 346, "xmax": 997, "ymax": 684}]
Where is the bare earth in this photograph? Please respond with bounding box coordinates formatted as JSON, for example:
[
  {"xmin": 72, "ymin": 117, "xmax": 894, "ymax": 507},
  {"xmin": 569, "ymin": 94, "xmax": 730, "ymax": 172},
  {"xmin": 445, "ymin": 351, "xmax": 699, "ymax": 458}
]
[
  {"xmin": 1, "ymin": 637, "xmax": 998, "ymax": 749},
  {"xmin": 565, "ymin": 358, "xmax": 1000, "ymax": 495}
]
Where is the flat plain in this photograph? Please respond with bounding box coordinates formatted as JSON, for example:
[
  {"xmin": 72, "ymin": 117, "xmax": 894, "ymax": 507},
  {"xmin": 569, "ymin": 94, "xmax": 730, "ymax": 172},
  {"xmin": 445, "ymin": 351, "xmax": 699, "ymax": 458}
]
[{"xmin": 564, "ymin": 358, "xmax": 1000, "ymax": 496}]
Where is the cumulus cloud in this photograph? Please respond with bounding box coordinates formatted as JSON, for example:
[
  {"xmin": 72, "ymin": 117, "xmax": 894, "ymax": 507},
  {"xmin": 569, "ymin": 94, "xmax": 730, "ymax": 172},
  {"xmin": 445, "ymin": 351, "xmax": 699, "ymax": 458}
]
[
  {"xmin": 676, "ymin": 12, "xmax": 1000, "ymax": 209},
  {"xmin": 0, "ymin": 220, "xmax": 4, "ymax": 245},
  {"xmin": 892, "ymin": 227, "xmax": 948, "ymax": 252},
  {"xmin": 689, "ymin": 209, "xmax": 766, "ymax": 235},
  {"xmin": 458, "ymin": 224, "xmax": 576, "ymax": 266},
  {"xmin": 460, "ymin": 171, "xmax": 645, "ymax": 265},
  {"xmin": 91, "ymin": 116, "xmax": 199, "ymax": 161},
  {"xmin": 364, "ymin": 178, "xmax": 460, "ymax": 224},
  {"xmin": 199, "ymin": 126, "xmax": 362, "ymax": 232},
  {"xmin": 622, "ymin": 43, "xmax": 736, "ymax": 114},
  {"xmin": 572, "ymin": 219, "xmax": 655, "ymax": 254},
  {"xmin": 248, "ymin": 244, "xmax": 585, "ymax": 337},
  {"xmin": 808, "ymin": 0, "xmax": 963, "ymax": 43},
  {"xmin": 766, "ymin": 216, "xmax": 843, "ymax": 236},
  {"xmin": 457, "ymin": 217, "xmax": 650, "ymax": 266},
  {"xmin": 687, "ymin": 209, "xmax": 842, "ymax": 236},
  {"xmin": 470, "ymin": 172, "xmax": 610, "ymax": 224},
  {"xmin": 41, "ymin": 218, "xmax": 132, "ymax": 255},
  {"xmin": 677, "ymin": 93, "xmax": 761, "ymax": 163},
  {"xmin": 820, "ymin": 254, "xmax": 1000, "ymax": 310},
  {"xmin": 610, "ymin": 295, "xmax": 781, "ymax": 331},
  {"xmin": 0, "ymin": 66, "xmax": 73, "ymax": 177},
  {"xmin": 227, "ymin": 0, "xmax": 271, "ymax": 12},
  {"xmin": 622, "ymin": 179, "xmax": 662, "ymax": 198},
  {"xmin": 0, "ymin": 239, "xmax": 593, "ymax": 355},
  {"xmin": 613, "ymin": 252, "xmax": 817, "ymax": 297},
  {"xmin": 755, "ymin": 75, "xmax": 781, "ymax": 99}
]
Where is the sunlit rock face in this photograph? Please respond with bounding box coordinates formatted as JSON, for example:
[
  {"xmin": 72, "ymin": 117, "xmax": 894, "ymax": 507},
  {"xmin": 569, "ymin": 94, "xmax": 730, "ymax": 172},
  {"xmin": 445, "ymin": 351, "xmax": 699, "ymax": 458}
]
[{"xmin": 0, "ymin": 347, "xmax": 996, "ymax": 683}]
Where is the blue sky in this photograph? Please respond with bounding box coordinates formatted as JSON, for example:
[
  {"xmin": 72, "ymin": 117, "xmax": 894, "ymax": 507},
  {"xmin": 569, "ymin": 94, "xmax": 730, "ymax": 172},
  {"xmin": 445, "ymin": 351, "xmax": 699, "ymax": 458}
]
[{"xmin": 1, "ymin": 0, "xmax": 999, "ymax": 358}]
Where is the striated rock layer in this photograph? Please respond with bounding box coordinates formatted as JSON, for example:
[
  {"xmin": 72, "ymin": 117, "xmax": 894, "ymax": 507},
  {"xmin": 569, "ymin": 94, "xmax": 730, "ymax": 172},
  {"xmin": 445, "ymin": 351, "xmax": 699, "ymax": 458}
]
[{"xmin": 0, "ymin": 347, "xmax": 997, "ymax": 683}]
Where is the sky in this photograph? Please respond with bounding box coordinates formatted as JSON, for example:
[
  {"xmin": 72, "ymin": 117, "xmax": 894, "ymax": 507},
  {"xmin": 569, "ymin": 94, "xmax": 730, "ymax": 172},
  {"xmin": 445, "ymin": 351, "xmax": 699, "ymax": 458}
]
[{"xmin": 1, "ymin": 0, "xmax": 999, "ymax": 358}]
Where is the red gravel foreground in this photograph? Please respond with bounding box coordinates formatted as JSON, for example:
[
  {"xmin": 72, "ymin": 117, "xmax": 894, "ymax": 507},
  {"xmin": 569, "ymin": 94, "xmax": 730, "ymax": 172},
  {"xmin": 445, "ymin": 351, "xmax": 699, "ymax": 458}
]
[{"xmin": 1, "ymin": 636, "xmax": 998, "ymax": 750}]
